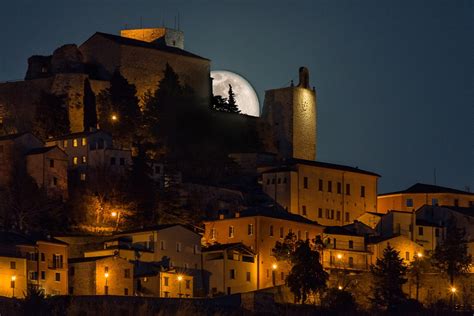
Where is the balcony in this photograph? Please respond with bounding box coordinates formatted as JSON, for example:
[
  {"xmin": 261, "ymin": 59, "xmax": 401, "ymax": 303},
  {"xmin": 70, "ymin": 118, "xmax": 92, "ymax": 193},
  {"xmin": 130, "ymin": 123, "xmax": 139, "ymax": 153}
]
[{"xmin": 48, "ymin": 259, "xmax": 64, "ymax": 270}]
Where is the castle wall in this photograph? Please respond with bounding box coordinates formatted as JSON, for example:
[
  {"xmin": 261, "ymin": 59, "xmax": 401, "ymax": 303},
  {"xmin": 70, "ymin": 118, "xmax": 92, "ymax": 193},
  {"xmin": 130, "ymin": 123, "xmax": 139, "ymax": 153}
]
[
  {"xmin": 119, "ymin": 45, "xmax": 210, "ymax": 105},
  {"xmin": 292, "ymin": 87, "xmax": 316, "ymax": 161}
]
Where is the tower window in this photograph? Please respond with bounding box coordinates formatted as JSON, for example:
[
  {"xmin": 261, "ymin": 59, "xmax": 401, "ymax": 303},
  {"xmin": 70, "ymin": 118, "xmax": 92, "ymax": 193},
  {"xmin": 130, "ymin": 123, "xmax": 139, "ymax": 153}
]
[
  {"xmin": 327, "ymin": 181, "xmax": 332, "ymax": 192},
  {"xmin": 303, "ymin": 177, "xmax": 308, "ymax": 189},
  {"xmin": 318, "ymin": 179, "xmax": 323, "ymax": 191},
  {"xmin": 346, "ymin": 183, "xmax": 351, "ymax": 195},
  {"xmin": 361, "ymin": 186, "xmax": 365, "ymax": 197},
  {"xmin": 337, "ymin": 182, "xmax": 342, "ymax": 194}
]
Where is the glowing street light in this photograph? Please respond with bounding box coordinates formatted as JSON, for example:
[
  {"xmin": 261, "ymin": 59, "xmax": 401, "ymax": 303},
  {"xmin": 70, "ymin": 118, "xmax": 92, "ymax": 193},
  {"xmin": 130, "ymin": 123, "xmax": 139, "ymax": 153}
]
[
  {"xmin": 416, "ymin": 252, "xmax": 423, "ymax": 258},
  {"xmin": 111, "ymin": 114, "xmax": 118, "ymax": 122},
  {"xmin": 338, "ymin": 285, "xmax": 343, "ymax": 290},
  {"xmin": 11, "ymin": 275, "xmax": 16, "ymax": 297},
  {"xmin": 272, "ymin": 263, "xmax": 278, "ymax": 270},
  {"xmin": 450, "ymin": 287, "xmax": 456, "ymax": 293},
  {"xmin": 336, "ymin": 253, "xmax": 343, "ymax": 260},
  {"xmin": 111, "ymin": 211, "xmax": 117, "ymax": 217},
  {"xmin": 104, "ymin": 272, "xmax": 109, "ymax": 295},
  {"xmin": 177, "ymin": 274, "xmax": 183, "ymax": 297}
]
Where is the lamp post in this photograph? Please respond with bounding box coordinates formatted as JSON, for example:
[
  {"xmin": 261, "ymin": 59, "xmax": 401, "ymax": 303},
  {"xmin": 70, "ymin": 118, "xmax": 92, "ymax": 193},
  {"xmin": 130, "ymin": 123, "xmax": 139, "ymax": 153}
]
[
  {"xmin": 272, "ymin": 263, "xmax": 277, "ymax": 286},
  {"xmin": 177, "ymin": 275, "xmax": 183, "ymax": 298},
  {"xmin": 450, "ymin": 286, "xmax": 456, "ymax": 309},
  {"xmin": 11, "ymin": 275, "xmax": 16, "ymax": 298},
  {"xmin": 104, "ymin": 272, "xmax": 109, "ymax": 295}
]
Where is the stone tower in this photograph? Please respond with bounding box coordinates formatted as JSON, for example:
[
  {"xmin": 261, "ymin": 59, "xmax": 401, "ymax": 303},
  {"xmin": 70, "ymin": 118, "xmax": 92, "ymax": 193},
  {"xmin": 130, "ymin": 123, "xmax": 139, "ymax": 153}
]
[{"xmin": 261, "ymin": 67, "xmax": 317, "ymax": 161}]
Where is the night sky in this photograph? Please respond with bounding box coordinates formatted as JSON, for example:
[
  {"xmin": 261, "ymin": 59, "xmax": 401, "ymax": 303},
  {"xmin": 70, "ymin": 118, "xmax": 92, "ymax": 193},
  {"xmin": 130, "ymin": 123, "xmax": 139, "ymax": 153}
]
[{"xmin": 0, "ymin": 0, "xmax": 472, "ymax": 193}]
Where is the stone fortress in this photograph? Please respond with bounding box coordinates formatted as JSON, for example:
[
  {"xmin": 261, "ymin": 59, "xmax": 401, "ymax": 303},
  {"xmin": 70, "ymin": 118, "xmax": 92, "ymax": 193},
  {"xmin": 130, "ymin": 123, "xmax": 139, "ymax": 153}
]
[{"xmin": 0, "ymin": 26, "xmax": 319, "ymax": 164}]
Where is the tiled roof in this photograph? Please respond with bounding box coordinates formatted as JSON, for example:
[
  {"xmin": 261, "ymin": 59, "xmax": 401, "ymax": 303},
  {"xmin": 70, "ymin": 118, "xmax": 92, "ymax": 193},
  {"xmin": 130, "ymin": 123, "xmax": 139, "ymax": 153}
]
[
  {"xmin": 25, "ymin": 146, "xmax": 57, "ymax": 155},
  {"xmin": 263, "ymin": 158, "xmax": 380, "ymax": 177},
  {"xmin": 85, "ymin": 32, "xmax": 209, "ymax": 61},
  {"xmin": 379, "ymin": 183, "xmax": 474, "ymax": 196},
  {"xmin": 235, "ymin": 206, "xmax": 319, "ymax": 225}
]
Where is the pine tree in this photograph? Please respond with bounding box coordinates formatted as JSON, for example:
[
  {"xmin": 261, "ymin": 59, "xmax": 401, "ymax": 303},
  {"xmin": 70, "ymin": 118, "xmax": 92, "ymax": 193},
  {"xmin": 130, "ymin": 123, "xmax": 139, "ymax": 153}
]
[
  {"xmin": 226, "ymin": 84, "xmax": 240, "ymax": 113},
  {"xmin": 286, "ymin": 240, "xmax": 328, "ymax": 304},
  {"xmin": 83, "ymin": 78, "xmax": 97, "ymax": 131},
  {"xmin": 432, "ymin": 219, "xmax": 472, "ymax": 289},
  {"xmin": 370, "ymin": 245, "xmax": 408, "ymax": 311},
  {"xmin": 97, "ymin": 70, "xmax": 141, "ymax": 148},
  {"xmin": 211, "ymin": 95, "xmax": 228, "ymax": 112},
  {"xmin": 33, "ymin": 91, "xmax": 70, "ymax": 140}
]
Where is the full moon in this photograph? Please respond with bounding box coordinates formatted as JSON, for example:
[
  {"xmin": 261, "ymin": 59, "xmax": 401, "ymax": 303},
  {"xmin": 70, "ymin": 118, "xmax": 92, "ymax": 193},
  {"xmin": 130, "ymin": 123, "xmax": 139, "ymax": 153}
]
[{"xmin": 211, "ymin": 70, "xmax": 260, "ymax": 117}]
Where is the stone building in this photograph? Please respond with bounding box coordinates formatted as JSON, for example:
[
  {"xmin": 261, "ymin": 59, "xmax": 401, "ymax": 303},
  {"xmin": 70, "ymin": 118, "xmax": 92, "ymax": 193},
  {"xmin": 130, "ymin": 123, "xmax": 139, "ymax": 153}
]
[
  {"xmin": 25, "ymin": 146, "xmax": 68, "ymax": 199},
  {"xmin": 261, "ymin": 67, "xmax": 317, "ymax": 161},
  {"xmin": 82, "ymin": 224, "xmax": 203, "ymax": 295},
  {"xmin": 322, "ymin": 226, "xmax": 370, "ymax": 272},
  {"xmin": 0, "ymin": 27, "xmax": 211, "ymax": 134},
  {"xmin": 45, "ymin": 130, "xmax": 131, "ymax": 183},
  {"xmin": 135, "ymin": 265, "xmax": 193, "ymax": 298},
  {"xmin": 68, "ymin": 255, "xmax": 133, "ymax": 296},
  {"xmin": 0, "ymin": 232, "xmax": 69, "ymax": 297},
  {"xmin": 202, "ymin": 243, "xmax": 257, "ymax": 296},
  {"xmin": 203, "ymin": 206, "xmax": 324, "ymax": 290},
  {"xmin": 0, "ymin": 254, "xmax": 27, "ymax": 298},
  {"xmin": 0, "ymin": 132, "xmax": 43, "ymax": 187},
  {"xmin": 367, "ymin": 234, "xmax": 425, "ymax": 266},
  {"xmin": 377, "ymin": 183, "xmax": 474, "ymax": 213},
  {"xmin": 260, "ymin": 159, "xmax": 379, "ymax": 226}
]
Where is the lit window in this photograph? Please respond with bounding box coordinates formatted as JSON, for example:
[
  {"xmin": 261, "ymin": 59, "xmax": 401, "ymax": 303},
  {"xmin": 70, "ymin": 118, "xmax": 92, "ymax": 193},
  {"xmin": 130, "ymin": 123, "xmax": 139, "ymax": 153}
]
[
  {"xmin": 81, "ymin": 156, "xmax": 86, "ymax": 164},
  {"xmin": 73, "ymin": 139, "xmax": 78, "ymax": 147},
  {"xmin": 63, "ymin": 140, "xmax": 68, "ymax": 148},
  {"xmin": 248, "ymin": 224, "xmax": 254, "ymax": 236},
  {"xmin": 73, "ymin": 157, "xmax": 78, "ymax": 165},
  {"xmin": 229, "ymin": 226, "xmax": 234, "ymax": 238},
  {"xmin": 81, "ymin": 138, "xmax": 87, "ymax": 146}
]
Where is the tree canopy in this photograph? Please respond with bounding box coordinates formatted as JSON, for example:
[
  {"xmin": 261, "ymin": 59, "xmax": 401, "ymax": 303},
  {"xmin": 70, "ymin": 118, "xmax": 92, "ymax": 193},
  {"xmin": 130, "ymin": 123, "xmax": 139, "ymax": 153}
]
[
  {"xmin": 370, "ymin": 245, "xmax": 408, "ymax": 311},
  {"xmin": 33, "ymin": 91, "xmax": 70, "ymax": 140}
]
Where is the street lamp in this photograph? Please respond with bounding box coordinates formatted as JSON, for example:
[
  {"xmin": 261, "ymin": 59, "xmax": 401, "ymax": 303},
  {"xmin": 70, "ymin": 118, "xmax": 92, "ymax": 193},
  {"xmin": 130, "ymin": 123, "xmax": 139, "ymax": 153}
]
[
  {"xmin": 450, "ymin": 286, "xmax": 456, "ymax": 308},
  {"xmin": 111, "ymin": 211, "xmax": 117, "ymax": 217},
  {"xmin": 111, "ymin": 114, "xmax": 118, "ymax": 122},
  {"xmin": 11, "ymin": 275, "xmax": 16, "ymax": 297},
  {"xmin": 177, "ymin": 275, "xmax": 183, "ymax": 298},
  {"xmin": 338, "ymin": 285, "xmax": 343, "ymax": 290},
  {"xmin": 416, "ymin": 252, "xmax": 423, "ymax": 258},
  {"xmin": 104, "ymin": 272, "xmax": 109, "ymax": 295},
  {"xmin": 336, "ymin": 253, "xmax": 342, "ymax": 260},
  {"xmin": 272, "ymin": 263, "xmax": 278, "ymax": 286}
]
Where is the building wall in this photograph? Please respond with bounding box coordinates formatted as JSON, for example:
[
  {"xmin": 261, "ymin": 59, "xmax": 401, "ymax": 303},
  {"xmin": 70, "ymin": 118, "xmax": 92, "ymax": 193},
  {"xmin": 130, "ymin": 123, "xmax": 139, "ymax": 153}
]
[
  {"xmin": 95, "ymin": 256, "xmax": 134, "ymax": 296},
  {"xmin": 377, "ymin": 192, "xmax": 474, "ymax": 213},
  {"xmin": 203, "ymin": 215, "xmax": 324, "ymax": 290},
  {"xmin": 0, "ymin": 134, "xmax": 44, "ymax": 186},
  {"xmin": 368, "ymin": 235, "xmax": 425, "ymax": 266},
  {"xmin": 322, "ymin": 234, "xmax": 368, "ymax": 271},
  {"xmin": 356, "ymin": 213, "xmax": 382, "ymax": 229},
  {"xmin": 69, "ymin": 261, "xmax": 96, "ymax": 295},
  {"xmin": 158, "ymin": 271, "xmax": 193, "ymax": 298},
  {"xmin": 120, "ymin": 28, "xmax": 185, "ymax": 49},
  {"xmin": 17, "ymin": 241, "xmax": 69, "ymax": 296},
  {"xmin": 203, "ymin": 249, "xmax": 257, "ymax": 295},
  {"xmin": 262, "ymin": 165, "xmax": 378, "ymax": 226},
  {"xmin": 26, "ymin": 148, "xmax": 68, "ymax": 199},
  {"xmin": 261, "ymin": 86, "xmax": 316, "ymax": 161},
  {"xmin": 0, "ymin": 256, "xmax": 27, "ymax": 298}
]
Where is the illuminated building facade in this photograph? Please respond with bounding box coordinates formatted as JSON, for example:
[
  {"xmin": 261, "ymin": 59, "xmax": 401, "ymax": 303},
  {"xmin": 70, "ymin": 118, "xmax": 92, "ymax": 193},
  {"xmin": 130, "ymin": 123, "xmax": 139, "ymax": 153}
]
[
  {"xmin": 203, "ymin": 207, "xmax": 324, "ymax": 290},
  {"xmin": 377, "ymin": 183, "xmax": 474, "ymax": 213},
  {"xmin": 202, "ymin": 243, "xmax": 257, "ymax": 295},
  {"xmin": 261, "ymin": 159, "xmax": 379, "ymax": 226},
  {"xmin": 68, "ymin": 255, "xmax": 133, "ymax": 296}
]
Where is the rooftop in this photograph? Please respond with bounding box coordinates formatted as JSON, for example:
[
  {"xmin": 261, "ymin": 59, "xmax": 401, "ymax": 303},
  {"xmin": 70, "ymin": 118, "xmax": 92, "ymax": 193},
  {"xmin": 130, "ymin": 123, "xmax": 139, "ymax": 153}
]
[
  {"xmin": 213, "ymin": 206, "xmax": 319, "ymax": 225},
  {"xmin": 262, "ymin": 158, "xmax": 380, "ymax": 177},
  {"xmin": 379, "ymin": 183, "xmax": 474, "ymax": 196},
  {"xmin": 203, "ymin": 242, "xmax": 255, "ymax": 255},
  {"xmin": 324, "ymin": 226, "xmax": 362, "ymax": 237},
  {"xmin": 84, "ymin": 32, "xmax": 209, "ymax": 61},
  {"xmin": 46, "ymin": 129, "xmax": 110, "ymax": 141},
  {"xmin": 69, "ymin": 255, "xmax": 113, "ymax": 263},
  {"xmin": 25, "ymin": 146, "xmax": 58, "ymax": 155}
]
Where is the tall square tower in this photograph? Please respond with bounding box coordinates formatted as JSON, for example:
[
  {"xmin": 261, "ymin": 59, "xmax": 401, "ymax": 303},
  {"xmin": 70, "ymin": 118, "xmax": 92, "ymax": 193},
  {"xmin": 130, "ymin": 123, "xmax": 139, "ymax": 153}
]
[{"xmin": 261, "ymin": 67, "xmax": 317, "ymax": 161}]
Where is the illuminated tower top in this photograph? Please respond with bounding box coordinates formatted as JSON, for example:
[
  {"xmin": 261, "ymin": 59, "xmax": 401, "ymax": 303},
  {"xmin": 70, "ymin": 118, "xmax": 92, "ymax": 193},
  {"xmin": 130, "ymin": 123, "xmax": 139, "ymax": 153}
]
[{"xmin": 120, "ymin": 27, "xmax": 184, "ymax": 49}]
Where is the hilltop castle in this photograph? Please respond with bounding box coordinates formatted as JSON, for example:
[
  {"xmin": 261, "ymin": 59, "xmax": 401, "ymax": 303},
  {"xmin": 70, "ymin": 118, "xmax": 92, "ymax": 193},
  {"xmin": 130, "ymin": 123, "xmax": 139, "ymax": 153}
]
[{"xmin": 0, "ymin": 27, "xmax": 317, "ymax": 162}]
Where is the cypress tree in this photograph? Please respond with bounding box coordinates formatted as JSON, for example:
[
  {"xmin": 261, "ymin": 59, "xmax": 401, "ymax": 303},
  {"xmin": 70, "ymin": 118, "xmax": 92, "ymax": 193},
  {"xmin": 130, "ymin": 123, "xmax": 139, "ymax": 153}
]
[
  {"xmin": 83, "ymin": 78, "xmax": 97, "ymax": 131},
  {"xmin": 226, "ymin": 84, "xmax": 240, "ymax": 113}
]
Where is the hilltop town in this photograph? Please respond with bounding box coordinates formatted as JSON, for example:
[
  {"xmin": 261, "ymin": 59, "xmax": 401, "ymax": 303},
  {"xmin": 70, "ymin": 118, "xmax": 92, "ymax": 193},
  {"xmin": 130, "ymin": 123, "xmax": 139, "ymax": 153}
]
[{"xmin": 0, "ymin": 27, "xmax": 472, "ymax": 315}]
